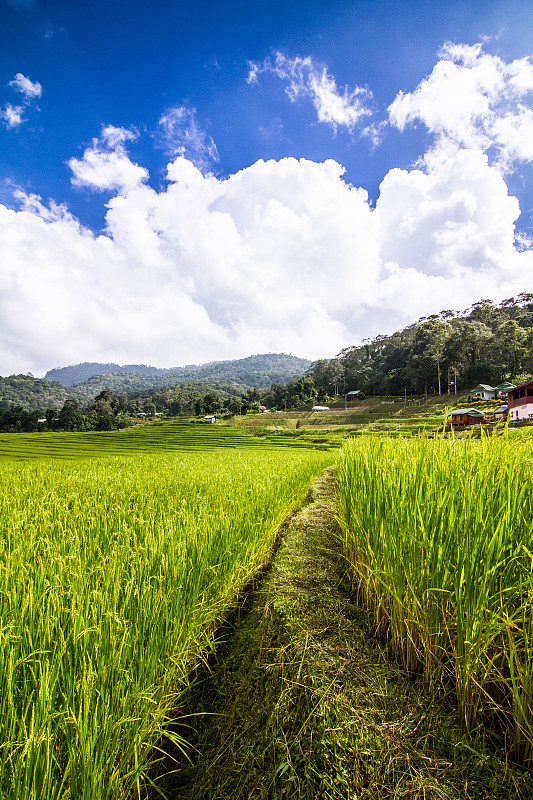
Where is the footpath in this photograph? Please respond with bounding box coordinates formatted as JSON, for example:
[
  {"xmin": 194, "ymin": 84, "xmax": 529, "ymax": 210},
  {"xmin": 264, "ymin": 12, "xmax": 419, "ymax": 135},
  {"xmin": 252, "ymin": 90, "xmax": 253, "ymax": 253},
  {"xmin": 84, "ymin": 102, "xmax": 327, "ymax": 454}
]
[{"xmin": 164, "ymin": 468, "xmax": 533, "ymax": 800}]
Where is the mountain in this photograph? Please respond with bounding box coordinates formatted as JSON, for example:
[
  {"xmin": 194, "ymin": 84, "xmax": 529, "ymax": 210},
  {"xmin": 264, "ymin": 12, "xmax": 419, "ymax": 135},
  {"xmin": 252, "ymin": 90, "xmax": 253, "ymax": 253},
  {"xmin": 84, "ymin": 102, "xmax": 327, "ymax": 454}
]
[
  {"xmin": 44, "ymin": 362, "xmax": 168, "ymax": 387},
  {"xmin": 43, "ymin": 354, "xmax": 313, "ymax": 402}
]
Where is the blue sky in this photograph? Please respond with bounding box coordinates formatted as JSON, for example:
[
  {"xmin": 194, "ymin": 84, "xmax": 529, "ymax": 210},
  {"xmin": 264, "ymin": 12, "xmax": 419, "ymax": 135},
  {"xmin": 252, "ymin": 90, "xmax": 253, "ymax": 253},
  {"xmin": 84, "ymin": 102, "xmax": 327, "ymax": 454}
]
[{"xmin": 1, "ymin": 0, "xmax": 533, "ymax": 375}]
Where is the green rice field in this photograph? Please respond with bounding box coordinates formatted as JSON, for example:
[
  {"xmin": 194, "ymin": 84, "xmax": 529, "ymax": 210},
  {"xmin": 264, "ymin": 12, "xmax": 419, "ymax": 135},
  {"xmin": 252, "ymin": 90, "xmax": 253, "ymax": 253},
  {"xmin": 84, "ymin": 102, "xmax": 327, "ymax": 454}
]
[
  {"xmin": 337, "ymin": 431, "xmax": 533, "ymax": 765},
  {"xmin": 0, "ymin": 419, "xmax": 336, "ymax": 461},
  {"xmin": 0, "ymin": 427, "xmax": 332, "ymax": 799}
]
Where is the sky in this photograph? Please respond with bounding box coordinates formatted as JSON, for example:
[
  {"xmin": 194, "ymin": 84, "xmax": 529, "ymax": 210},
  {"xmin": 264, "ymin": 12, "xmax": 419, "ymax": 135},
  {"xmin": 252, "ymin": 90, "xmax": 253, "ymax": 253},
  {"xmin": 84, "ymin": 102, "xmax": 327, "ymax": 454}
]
[{"xmin": 1, "ymin": 0, "xmax": 533, "ymax": 376}]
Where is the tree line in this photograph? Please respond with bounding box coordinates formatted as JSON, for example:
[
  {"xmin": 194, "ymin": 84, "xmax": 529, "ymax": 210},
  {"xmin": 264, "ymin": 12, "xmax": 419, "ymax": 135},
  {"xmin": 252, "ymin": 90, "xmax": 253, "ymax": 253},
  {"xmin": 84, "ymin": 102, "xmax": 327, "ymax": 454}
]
[{"xmin": 306, "ymin": 294, "xmax": 533, "ymax": 400}]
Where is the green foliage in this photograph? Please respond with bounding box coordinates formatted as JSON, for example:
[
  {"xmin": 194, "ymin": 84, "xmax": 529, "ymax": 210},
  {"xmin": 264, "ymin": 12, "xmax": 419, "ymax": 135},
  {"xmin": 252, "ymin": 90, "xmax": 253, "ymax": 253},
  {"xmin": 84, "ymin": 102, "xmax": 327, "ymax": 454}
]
[
  {"xmin": 308, "ymin": 294, "xmax": 533, "ymax": 399},
  {"xmin": 0, "ymin": 374, "xmax": 70, "ymax": 411},
  {"xmin": 45, "ymin": 354, "xmax": 312, "ymax": 396}
]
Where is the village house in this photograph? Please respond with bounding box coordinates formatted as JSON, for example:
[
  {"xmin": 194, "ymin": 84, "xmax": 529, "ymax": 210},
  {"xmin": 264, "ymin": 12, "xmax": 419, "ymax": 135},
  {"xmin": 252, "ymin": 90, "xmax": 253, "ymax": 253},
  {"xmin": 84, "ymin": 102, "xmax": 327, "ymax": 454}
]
[
  {"xmin": 447, "ymin": 408, "xmax": 486, "ymax": 426},
  {"xmin": 472, "ymin": 382, "xmax": 517, "ymax": 401},
  {"xmin": 496, "ymin": 382, "xmax": 517, "ymax": 398},
  {"xmin": 472, "ymin": 384, "xmax": 497, "ymax": 400},
  {"xmin": 494, "ymin": 404, "xmax": 509, "ymax": 420},
  {"xmin": 507, "ymin": 380, "xmax": 533, "ymax": 422}
]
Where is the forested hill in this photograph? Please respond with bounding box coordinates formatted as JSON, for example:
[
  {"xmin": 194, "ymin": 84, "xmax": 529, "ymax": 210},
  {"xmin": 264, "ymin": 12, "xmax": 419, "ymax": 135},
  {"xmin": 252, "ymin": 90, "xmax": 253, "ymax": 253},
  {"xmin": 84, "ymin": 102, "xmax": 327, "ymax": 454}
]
[
  {"xmin": 51, "ymin": 353, "xmax": 312, "ymax": 403},
  {"xmin": 1, "ymin": 354, "xmax": 312, "ymax": 412},
  {"xmin": 306, "ymin": 294, "xmax": 533, "ymax": 398},
  {"xmin": 44, "ymin": 363, "xmax": 164, "ymax": 386},
  {"xmin": 0, "ymin": 374, "xmax": 71, "ymax": 412}
]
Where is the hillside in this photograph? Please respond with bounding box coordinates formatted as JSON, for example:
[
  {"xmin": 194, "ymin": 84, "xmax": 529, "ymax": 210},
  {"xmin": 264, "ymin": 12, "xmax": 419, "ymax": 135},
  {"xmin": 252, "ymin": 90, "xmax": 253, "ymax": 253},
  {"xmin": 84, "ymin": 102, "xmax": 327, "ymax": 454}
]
[
  {"xmin": 1, "ymin": 354, "xmax": 312, "ymax": 412},
  {"xmin": 44, "ymin": 362, "xmax": 164, "ymax": 386},
  {"xmin": 46, "ymin": 354, "xmax": 312, "ymax": 401},
  {"xmin": 306, "ymin": 294, "xmax": 533, "ymax": 399},
  {"xmin": 0, "ymin": 374, "xmax": 72, "ymax": 412}
]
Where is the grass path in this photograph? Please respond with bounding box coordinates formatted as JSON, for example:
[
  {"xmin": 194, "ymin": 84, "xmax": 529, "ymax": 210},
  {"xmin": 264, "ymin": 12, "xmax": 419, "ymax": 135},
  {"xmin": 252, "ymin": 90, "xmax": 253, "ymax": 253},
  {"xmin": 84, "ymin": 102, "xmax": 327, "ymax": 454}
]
[{"xmin": 161, "ymin": 468, "xmax": 533, "ymax": 800}]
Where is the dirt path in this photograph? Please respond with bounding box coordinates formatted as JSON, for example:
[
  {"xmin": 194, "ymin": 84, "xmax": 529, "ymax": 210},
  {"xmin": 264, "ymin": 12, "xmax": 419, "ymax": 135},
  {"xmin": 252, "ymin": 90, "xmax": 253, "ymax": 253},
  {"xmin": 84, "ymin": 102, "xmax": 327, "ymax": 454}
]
[{"xmin": 163, "ymin": 467, "xmax": 532, "ymax": 799}]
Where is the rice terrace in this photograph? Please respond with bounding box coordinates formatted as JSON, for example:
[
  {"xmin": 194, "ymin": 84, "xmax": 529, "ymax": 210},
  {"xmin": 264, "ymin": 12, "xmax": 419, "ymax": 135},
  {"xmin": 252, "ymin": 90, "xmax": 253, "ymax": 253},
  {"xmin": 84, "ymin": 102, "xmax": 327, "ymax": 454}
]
[{"xmin": 1, "ymin": 415, "xmax": 533, "ymax": 800}]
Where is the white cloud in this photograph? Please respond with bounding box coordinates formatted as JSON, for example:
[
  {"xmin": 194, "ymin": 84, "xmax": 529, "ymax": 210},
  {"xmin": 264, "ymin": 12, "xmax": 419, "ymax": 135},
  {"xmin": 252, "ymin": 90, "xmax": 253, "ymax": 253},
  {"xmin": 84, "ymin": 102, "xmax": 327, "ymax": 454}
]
[
  {"xmin": 9, "ymin": 72, "xmax": 42, "ymax": 99},
  {"xmin": 1, "ymin": 103, "xmax": 24, "ymax": 128},
  {"xmin": 68, "ymin": 126, "xmax": 149, "ymax": 192},
  {"xmin": 389, "ymin": 42, "xmax": 533, "ymax": 170},
  {"xmin": 248, "ymin": 52, "xmax": 372, "ymax": 133},
  {"xmin": 157, "ymin": 106, "xmax": 219, "ymax": 170},
  {"xmin": 1, "ymin": 140, "xmax": 531, "ymax": 376},
  {"xmin": 1, "ymin": 72, "xmax": 41, "ymax": 128}
]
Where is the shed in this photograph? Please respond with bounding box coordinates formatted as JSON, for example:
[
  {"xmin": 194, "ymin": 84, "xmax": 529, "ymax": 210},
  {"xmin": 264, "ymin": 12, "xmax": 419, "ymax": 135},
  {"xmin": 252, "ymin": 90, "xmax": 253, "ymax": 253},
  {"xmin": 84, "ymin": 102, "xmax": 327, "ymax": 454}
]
[
  {"xmin": 312, "ymin": 406, "xmax": 330, "ymax": 412},
  {"xmin": 204, "ymin": 415, "xmax": 216, "ymax": 424}
]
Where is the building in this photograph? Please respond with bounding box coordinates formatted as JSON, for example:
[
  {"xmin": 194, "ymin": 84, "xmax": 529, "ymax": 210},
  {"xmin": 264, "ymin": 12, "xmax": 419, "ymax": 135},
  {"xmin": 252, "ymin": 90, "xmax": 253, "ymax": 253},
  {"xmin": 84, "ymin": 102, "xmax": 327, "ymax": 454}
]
[
  {"xmin": 447, "ymin": 408, "xmax": 486, "ymax": 426},
  {"xmin": 312, "ymin": 406, "xmax": 330, "ymax": 412},
  {"xmin": 494, "ymin": 404, "xmax": 508, "ymax": 420},
  {"xmin": 507, "ymin": 380, "xmax": 533, "ymax": 422},
  {"xmin": 204, "ymin": 415, "xmax": 216, "ymax": 423},
  {"xmin": 472, "ymin": 384, "xmax": 497, "ymax": 400},
  {"xmin": 495, "ymin": 382, "xmax": 516, "ymax": 398}
]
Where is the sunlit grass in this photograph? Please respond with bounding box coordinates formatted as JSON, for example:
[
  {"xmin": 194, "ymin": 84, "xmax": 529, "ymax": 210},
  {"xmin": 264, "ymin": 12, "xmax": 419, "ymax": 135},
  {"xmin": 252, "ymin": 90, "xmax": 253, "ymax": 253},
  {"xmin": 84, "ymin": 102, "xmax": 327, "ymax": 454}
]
[
  {"xmin": 0, "ymin": 447, "xmax": 331, "ymax": 799},
  {"xmin": 336, "ymin": 431, "xmax": 533, "ymax": 764}
]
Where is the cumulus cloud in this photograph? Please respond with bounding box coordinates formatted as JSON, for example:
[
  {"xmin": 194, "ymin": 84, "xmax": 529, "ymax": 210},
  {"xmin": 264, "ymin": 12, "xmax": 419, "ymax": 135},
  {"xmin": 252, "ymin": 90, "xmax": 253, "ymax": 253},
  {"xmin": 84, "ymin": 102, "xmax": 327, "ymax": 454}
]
[
  {"xmin": 1, "ymin": 72, "xmax": 41, "ymax": 128},
  {"xmin": 389, "ymin": 42, "xmax": 533, "ymax": 170},
  {"xmin": 1, "ymin": 139, "xmax": 532, "ymax": 376},
  {"xmin": 68, "ymin": 125, "xmax": 149, "ymax": 192},
  {"xmin": 248, "ymin": 52, "xmax": 372, "ymax": 132},
  {"xmin": 156, "ymin": 106, "xmax": 219, "ymax": 170}
]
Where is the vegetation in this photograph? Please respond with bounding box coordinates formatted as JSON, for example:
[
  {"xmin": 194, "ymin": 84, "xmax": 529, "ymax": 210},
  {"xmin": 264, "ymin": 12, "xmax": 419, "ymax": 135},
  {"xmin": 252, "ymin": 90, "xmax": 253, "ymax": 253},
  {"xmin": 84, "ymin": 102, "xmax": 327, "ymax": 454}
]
[
  {"xmin": 0, "ymin": 436, "xmax": 331, "ymax": 800},
  {"xmin": 336, "ymin": 429, "xmax": 533, "ymax": 765},
  {"xmin": 0, "ymin": 419, "xmax": 340, "ymax": 460},
  {"xmin": 0, "ymin": 374, "xmax": 71, "ymax": 411},
  {"xmin": 43, "ymin": 353, "xmax": 312, "ymax": 394},
  {"xmin": 4, "ymin": 296, "xmax": 533, "ymax": 797},
  {"xmin": 307, "ymin": 294, "xmax": 533, "ymax": 398},
  {"xmin": 169, "ymin": 469, "xmax": 532, "ymax": 800}
]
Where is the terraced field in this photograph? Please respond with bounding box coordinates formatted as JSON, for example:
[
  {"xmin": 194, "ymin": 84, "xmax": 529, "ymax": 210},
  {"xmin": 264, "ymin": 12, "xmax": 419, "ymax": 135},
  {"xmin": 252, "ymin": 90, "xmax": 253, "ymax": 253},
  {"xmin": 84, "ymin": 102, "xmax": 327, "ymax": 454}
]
[{"xmin": 0, "ymin": 420, "xmax": 336, "ymax": 460}]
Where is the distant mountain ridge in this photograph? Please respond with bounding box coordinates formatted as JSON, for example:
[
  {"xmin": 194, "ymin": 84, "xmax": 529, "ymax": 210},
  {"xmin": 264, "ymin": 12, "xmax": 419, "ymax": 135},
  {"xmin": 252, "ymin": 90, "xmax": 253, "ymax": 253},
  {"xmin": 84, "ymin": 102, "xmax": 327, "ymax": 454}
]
[
  {"xmin": 44, "ymin": 362, "xmax": 172, "ymax": 386},
  {"xmin": 44, "ymin": 354, "xmax": 313, "ymax": 394}
]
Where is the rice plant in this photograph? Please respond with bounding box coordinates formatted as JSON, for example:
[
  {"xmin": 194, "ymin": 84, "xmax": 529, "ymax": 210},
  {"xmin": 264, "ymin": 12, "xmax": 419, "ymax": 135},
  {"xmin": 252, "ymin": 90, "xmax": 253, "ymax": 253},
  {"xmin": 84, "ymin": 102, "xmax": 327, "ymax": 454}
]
[
  {"xmin": 0, "ymin": 447, "xmax": 331, "ymax": 799},
  {"xmin": 336, "ymin": 431, "xmax": 533, "ymax": 763}
]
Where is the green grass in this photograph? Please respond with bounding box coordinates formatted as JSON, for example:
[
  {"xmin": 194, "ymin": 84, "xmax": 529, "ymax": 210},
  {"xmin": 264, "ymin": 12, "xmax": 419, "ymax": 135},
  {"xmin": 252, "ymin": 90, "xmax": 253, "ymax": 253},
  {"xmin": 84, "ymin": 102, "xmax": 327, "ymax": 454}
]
[
  {"xmin": 0, "ymin": 441, "xmax": 332, "ymax": 799},
  {"xmin": 336, "ymin": 431, "xmax": 533, "ymax": 765}
]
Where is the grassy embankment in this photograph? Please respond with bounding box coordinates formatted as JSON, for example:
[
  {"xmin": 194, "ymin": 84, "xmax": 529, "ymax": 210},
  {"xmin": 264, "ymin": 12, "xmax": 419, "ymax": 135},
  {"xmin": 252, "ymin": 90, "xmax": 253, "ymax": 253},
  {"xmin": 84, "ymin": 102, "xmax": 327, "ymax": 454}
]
[{"xmin": 0, "ymin": 424, "xmax": 331, "ymax": 799}]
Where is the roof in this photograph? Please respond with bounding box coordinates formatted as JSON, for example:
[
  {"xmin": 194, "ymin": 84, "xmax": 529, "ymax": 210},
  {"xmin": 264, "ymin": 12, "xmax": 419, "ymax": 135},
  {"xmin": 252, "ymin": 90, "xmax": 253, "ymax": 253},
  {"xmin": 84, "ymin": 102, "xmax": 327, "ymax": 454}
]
[
  {"xmin": 473, "ymin": 384, "xmax": 495, "ymax": 391},
  {"xmin": 508, "ymin": 379, "xmax": 533, "ymax": 392},
  {"xmin": 447, "ymin": 408, "xmax": 485, "ymax": 417},
  {"xmin": 496, "ymin": 382, "xmax": 516, "ymax": 390},
  {"xmin": 494, "ymin": 405, "xmax": 508, "ymax": 413}
]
